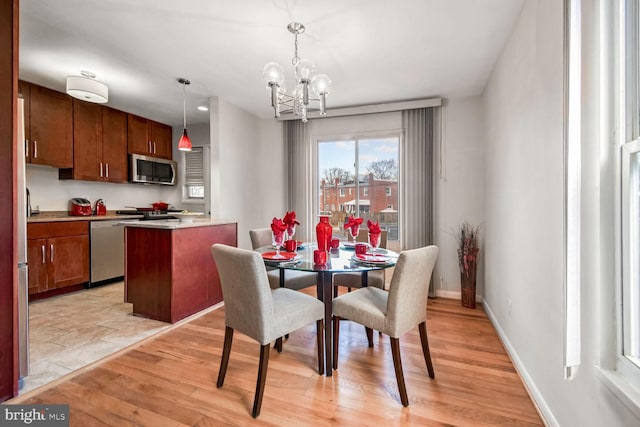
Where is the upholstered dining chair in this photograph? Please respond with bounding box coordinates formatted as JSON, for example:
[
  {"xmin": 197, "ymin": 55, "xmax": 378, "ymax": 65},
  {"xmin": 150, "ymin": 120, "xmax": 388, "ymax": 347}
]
[
  {"xmin": 210, "ymin": 244, "xmax": 325, "ymax": 418},
  {"xmin": 332, "ymin": 228, "xmax": 389, "ymax": 296},
  {"xmin": 332, "ymin": 245, "xmax": 439, "ymax": 407},
  {"xmin": 249, "ymin": 228, "xmax": 317, "ymax": 291}
]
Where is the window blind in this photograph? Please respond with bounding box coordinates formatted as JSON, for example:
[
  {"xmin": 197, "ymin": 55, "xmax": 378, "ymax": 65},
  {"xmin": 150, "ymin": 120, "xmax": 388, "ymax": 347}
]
[{"xmin": 184, "ymin": 147, "xmax": 204, "ymax": 186}]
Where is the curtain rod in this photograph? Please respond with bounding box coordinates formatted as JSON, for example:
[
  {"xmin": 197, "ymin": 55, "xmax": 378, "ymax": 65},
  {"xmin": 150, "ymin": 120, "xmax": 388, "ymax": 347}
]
[{"xmin": 277, "ymin": 97, "xmax": 442, "ymax": 121}]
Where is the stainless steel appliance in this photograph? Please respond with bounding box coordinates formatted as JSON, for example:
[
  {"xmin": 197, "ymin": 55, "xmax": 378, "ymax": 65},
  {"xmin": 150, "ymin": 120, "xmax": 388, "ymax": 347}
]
[
  {"xmin": 89, "ymin": 220, "xmax": 125, "ymax": 287},
  {"xmin": 16, "ymin": 98, "xmax": 29, "ymax": 387},
  {"xmin": 129, "ymin": 153, "xmax": 177, "ymax": 185}
]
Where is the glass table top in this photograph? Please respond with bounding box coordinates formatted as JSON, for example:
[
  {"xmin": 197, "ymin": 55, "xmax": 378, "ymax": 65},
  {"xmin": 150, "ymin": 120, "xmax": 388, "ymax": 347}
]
[{"xmin": 256, "ymin": 242, "xmax": 399, "ymax": 273}]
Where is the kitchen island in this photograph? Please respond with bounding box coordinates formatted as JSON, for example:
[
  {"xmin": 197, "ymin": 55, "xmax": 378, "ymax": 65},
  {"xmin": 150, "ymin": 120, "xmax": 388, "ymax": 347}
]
[{"xmin": 124, "ymin": 218, "xmax": 237, "ymax": 323}]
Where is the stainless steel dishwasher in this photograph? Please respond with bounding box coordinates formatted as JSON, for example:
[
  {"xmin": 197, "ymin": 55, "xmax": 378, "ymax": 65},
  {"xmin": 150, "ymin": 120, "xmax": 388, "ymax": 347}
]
[{"xmin": 89, "ymin": 220, "xmax": 127, "ymax": 287}]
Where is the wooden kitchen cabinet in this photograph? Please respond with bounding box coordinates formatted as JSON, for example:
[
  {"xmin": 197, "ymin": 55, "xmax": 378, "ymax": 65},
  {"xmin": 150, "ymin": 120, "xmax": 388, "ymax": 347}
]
[
  {"xmin": 21, "ymin": 81, "xmax": 73, "ymax": 168},
  {"xmin": 127, "ymin": 114, "xmax": 173, "ymax": 159},
  {"xmin": 27, "ymin": 222, "xmax": 89, "ymax": 297},
  {"xmin": 59, "ymin": 100, "xmax": 127, "ymax": 182}
]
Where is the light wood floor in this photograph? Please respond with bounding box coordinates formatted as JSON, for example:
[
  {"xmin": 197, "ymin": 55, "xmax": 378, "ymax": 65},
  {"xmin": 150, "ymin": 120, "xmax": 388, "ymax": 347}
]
[{"xmin": 11, "ymin": 293, "xmax": 543, "ymax": 426}]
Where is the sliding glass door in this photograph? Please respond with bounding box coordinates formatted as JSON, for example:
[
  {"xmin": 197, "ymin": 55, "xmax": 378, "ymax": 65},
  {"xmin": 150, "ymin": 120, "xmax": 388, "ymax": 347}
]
[{"xmin": 317, "ymin": 136, "xmax": 400, "ymax": 250}]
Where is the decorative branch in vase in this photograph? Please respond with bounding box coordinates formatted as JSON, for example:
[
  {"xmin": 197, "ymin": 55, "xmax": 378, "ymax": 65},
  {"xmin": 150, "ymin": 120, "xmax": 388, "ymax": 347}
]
[{"xmin": 457, "ymin": 222, "xmax": 482, "ymax": 309}]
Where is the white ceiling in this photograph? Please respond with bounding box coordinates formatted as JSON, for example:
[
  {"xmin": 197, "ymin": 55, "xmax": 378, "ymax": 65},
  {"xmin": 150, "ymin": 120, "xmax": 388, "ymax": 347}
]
[{"xmin": 19, "ymin": 0, "xmax": 524, "ymax": 126}]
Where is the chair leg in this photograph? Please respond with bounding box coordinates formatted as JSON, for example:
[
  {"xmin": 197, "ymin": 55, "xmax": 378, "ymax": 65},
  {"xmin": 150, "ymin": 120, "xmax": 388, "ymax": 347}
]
[
  {"xmin": 252, "ymin": 344, "xmax": 270, "ymax": 418},
  {"xmin": 316, "ymin": 319, "xmax": 325, "ymax": 375},
  {"xmin": 275, "ymin": 337, "xmax": 283, "ymax": 353},
  {"xmin": 390, "ymin": 337, "xmax": 409, "ymax": 407},
  {"xmin": 419, "ymin": 321, "xmax": 435, "ymax": 379},
  {"xmin": 217, "ymin": 326, "xmax": 233, "ymax": 388},
  {"xmin": 365, "ymin": 327, "xmax": 374, "ymax": 347},
  {"xmin": 333, "ymin": 316, "xmax": 340, "ymax": 370}
]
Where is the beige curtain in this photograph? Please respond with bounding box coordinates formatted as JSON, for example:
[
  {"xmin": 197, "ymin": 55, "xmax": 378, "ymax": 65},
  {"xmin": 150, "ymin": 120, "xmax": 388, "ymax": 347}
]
[
  {"xmin": 284, "ymin": 120, "xmax": 313, "ymax": 241},
  {"xmin": 401, "ymin": 108, "xmax": 435, "ymax": 292}
]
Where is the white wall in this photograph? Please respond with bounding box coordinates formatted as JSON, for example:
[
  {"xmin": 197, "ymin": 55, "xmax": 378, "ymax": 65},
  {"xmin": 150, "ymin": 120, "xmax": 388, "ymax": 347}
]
[
  {"xmin": 434, "ymin": 97, "xmax": 486, "ymax": 298},
  {"xmin": 26, "ymin": 164, "xmax": 170, "ymax": 211},
  {"xmin": 209, "ymin": 97, "xmax": 285, "ymax": 249},
  {"xmin": 482, "ymin": 0, "xmax": 638, "ymax": 425}
]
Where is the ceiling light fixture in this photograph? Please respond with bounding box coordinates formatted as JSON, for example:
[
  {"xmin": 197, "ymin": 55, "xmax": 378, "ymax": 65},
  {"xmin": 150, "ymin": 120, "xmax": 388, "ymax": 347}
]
[
  {"xmin": 177, "ymin": 78, "xmax": 192, "ymax": 152},
  {"xmin": 263, "ymin": 22, "xmax": 332, "ymax": 122},
  {"xmin": 66, "ymin": 71, "xmax": 108, "ymax": 103},
  {"xmin": 197, "ymin": 105, "xmax": 209, "ymax": 112}
]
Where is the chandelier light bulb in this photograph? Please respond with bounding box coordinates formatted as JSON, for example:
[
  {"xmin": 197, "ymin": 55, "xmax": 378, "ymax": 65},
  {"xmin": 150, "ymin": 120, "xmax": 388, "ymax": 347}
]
[
  {"xmin": 297, "ymin": 58, "xmax": 315, "ymax": 80},
  {"xmin": 263, "ymin": 62, "xmax": 285, "ymax": 85},
  {"xmin": 312, "ymin": 74, "xmax": 332, "ymax": 95}
]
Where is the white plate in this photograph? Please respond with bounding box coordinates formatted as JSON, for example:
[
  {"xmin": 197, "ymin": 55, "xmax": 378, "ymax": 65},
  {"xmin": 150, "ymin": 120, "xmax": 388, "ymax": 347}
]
[{"xmin": 173, "ymin": 212, "xmax": 204, "ymax": 222}]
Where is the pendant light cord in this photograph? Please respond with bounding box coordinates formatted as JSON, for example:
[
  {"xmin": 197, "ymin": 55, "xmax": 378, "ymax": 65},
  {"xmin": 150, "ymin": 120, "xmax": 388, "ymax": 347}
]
[{"xmin": 183, "ymin": 82, "xmax": 187, "ymax": 129}]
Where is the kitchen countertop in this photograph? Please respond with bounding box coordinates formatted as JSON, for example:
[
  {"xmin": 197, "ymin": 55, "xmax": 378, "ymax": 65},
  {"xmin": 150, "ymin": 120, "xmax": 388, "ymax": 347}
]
[
  {"xmin": 121, "ymin": 218, "xmax": 237, "ymax": 229},
  {"xmin": 27, "ymin": 211, "xmax": 143, "ymax": 223}
]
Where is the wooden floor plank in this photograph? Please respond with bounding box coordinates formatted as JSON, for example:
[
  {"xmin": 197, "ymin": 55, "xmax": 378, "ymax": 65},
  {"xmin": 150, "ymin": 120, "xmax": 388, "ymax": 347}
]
[{"xmin": 9, "ymin": 297, "xmax": 543, "ymax": 426}]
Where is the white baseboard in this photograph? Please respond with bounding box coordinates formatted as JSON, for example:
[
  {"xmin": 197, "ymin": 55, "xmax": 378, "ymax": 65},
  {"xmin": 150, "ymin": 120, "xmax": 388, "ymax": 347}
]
[
  {"xmin": 482, "ymin": 300, "xmax": 559, "ymax": 427},
  {"xmin": 434, "ymin": 289, "xmax": 483, "ymax": 302}
]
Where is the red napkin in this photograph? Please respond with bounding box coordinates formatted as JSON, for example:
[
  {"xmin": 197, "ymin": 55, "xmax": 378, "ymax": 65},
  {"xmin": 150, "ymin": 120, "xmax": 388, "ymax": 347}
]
[
  {"xmin": 271, "ymin": 217, "xmax": 287, "ymax": 234},
  {"xmin": 283, "ymin": 211, "xmax": 300, "ymax": 227},
  {"xmin": 344, "ymin": 215, "xmax": 363, "ymax": 230},
  {"xmin": 367, "ymin": 220, "xmax": 381, "ymax": 234}
]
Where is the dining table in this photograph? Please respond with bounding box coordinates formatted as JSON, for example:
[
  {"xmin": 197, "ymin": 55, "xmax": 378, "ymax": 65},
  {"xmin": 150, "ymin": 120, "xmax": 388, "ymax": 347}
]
[{"xmin": 257, "ymin": 242, "xmax": 399, "ymax": 376}]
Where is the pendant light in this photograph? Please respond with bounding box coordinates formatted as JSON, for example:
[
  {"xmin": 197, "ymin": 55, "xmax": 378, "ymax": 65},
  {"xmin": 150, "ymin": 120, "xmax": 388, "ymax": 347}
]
[{"xmin": 177, "ymin": 78, "xmax": 192, "ymax": 152}]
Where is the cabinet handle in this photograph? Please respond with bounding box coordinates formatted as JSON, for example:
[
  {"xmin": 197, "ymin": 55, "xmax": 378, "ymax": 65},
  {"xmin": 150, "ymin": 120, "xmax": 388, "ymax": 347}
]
[
  {"xmin": 99, "ymin": 162, "xmax": 103, "ymax": 177},
  {"xmin": 105, "ymin": 163, "xmax": 109, "ymax": 178},
  {"xmin": 148, "ymin": 140, "xmax": 152, "ymax": 153},
  {"xmin": 25, "ymin": 140, "xmax": 29, "ymax": 158},
  {"xmin": 33, "ymin": 140, "xmax": 38, "ymax": 159},
  {"xmin": 41, "ymin": 245, "xmax": 45, "ymax": 264},
  {"xmin": 153, "ymin": 142, "xmax": 157, "ymax": 154},
  {"xmin": 50, "ymin": 244, "xmax": 54, "ymax": 263}
]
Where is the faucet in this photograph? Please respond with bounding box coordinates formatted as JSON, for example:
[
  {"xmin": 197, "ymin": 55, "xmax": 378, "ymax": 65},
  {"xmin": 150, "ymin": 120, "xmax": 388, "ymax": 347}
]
[{"xmin": 26, "ymin": 187, "xmax": 31, "ymax": 217}]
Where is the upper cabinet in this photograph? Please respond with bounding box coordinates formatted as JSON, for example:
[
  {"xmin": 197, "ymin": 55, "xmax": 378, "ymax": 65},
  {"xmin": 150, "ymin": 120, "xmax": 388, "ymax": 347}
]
[
  {"xmin": 127, "ymin": 114, "xmax": 172, "ymax": 160},
  {"xmin": 20, "ymin": 81, "xmax": 73, "ymax": 168},
  {"xmin": 59, "ymin": 99, "xmax": 128, "ymax": 183}
]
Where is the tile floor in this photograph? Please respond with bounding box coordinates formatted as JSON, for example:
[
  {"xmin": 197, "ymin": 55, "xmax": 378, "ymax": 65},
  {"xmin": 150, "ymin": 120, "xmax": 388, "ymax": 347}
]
[{"xmin": 21, "ymin": 281, "xmax": 170, "ymax": 394}]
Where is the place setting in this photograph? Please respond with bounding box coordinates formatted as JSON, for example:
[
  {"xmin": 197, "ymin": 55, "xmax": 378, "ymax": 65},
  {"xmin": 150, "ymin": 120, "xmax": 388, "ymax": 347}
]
[{"xmin": 262, "ymin": 215, "xmax": 304, "ymax": 266}]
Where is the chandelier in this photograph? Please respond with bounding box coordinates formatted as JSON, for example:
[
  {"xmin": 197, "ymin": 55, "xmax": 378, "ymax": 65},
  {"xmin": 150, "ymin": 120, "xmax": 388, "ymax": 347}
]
[{"xmin": 263, "ymin": 22, "xmax": 332, "ymax": 122}]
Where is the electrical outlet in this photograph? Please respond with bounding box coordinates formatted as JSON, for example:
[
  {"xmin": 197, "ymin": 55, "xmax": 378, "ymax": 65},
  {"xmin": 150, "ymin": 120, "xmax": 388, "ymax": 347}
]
[{"xmin": 507, "ymin": 298, "xmax": 512, "ymax": 316}]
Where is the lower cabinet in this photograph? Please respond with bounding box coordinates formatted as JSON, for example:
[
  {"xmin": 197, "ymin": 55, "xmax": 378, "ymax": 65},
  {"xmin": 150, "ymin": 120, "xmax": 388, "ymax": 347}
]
[
  {"xmin": 27, "ymin": 222, "xmax": 89, "ymax": 296},
  {"xmin": 125, "ymin": 222, "xmax": 237, "ymax": 323}
]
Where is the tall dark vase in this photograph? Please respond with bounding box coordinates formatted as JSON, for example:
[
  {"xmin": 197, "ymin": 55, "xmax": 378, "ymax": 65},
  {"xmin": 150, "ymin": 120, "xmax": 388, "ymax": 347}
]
[
  {"xmin": 460, "ymin": 260, "xmax": 477, "ymax": 309},
  {"xmin": 316, "ymin": 215, "xmax": 332, "ymax": 252}
]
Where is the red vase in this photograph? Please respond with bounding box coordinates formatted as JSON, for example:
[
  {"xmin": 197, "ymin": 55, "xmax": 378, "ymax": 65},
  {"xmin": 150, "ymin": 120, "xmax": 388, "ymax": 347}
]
[{"xmin": 316, "ymin": 215, "xmax": 332, "ymax": 252}]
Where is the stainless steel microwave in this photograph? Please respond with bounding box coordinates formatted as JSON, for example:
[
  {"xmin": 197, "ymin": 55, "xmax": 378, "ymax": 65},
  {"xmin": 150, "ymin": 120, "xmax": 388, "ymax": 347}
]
[{"xmin": 129, "ymin": 154, "xmax": 177, "ymax": 185}]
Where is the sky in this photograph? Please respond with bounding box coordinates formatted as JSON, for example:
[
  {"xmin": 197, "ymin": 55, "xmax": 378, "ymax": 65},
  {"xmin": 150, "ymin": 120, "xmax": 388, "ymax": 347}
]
[{"xmin": 317, "ymin": 137, "xmax": 399, "ymax": 179}]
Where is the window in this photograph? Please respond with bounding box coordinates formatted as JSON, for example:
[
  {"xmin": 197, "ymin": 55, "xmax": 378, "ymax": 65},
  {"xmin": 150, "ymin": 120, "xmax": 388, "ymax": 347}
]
[
  {"xmin": 183, "ymin": 147, "xmax": 204, "ymax": 200},
  {"xmin": 622, "ymin": 0, "xmax": 640, "ymax": 375},
  {"xmin": 317, "ymin": 136, "xmax": 399, "ymax": 247}
]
